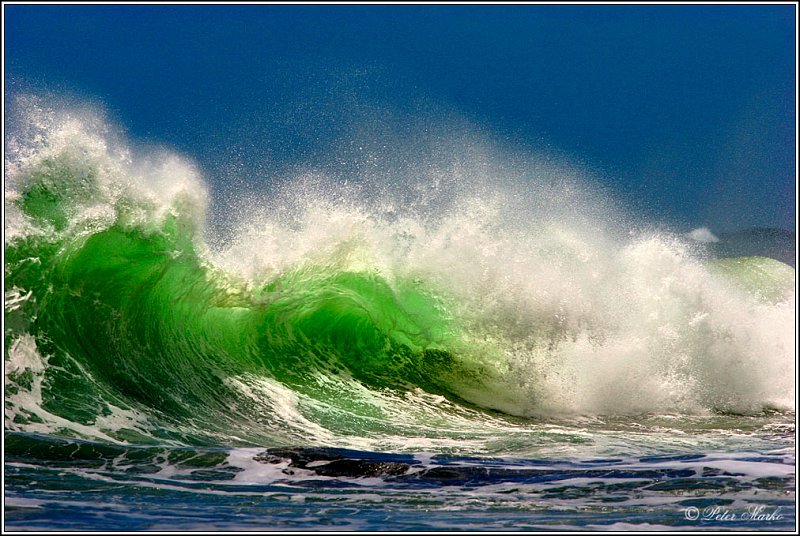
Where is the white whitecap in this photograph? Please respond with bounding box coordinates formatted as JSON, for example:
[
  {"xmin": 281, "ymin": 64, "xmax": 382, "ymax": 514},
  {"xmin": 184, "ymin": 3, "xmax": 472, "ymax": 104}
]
[{"xmin": 687, "ymin": 227, "xmax": 720, "ymax": 243}]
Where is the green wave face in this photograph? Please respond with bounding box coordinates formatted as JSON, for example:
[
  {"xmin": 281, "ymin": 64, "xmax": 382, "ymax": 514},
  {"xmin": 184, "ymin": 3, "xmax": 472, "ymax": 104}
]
[
  {"xmin": 4, "ymin": 104, "xmax": 795, "ymax": 452},
  {"xmin": 6, "ymin": 164, "xmax": 479, "ymax": 445}
]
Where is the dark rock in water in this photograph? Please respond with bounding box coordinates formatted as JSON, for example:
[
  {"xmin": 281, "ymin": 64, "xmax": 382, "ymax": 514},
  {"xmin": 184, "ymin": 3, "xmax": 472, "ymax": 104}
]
[
  {"xmin": 708, "ymin": 227, "xmax": 796, "ymax": 267},
  {"xmin": 311, "ymin": 459, "xmax": 409, "ymax": 477},
  {"xmin": 255, "ymin": 447, "xmax": 410, "ymax": 478}
]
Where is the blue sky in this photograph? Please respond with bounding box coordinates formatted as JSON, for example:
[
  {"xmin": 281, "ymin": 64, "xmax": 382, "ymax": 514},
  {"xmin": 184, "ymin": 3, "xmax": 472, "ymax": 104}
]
[{"xmin": 4, "ymin": 4, "xmax": 796, "ymax": 232}]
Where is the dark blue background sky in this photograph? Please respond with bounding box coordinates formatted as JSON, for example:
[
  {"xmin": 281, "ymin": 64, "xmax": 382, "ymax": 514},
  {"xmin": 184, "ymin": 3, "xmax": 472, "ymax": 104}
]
[{"xmin": 4, "ymin": 4, "xmax": 796, "ymax": 232}]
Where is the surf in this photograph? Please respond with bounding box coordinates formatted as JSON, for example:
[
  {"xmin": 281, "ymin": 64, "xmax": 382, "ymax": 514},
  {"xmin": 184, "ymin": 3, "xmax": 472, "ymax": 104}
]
[{"xmin": 4, "ymin": 95, "xmax": 795, "ymax": 453}]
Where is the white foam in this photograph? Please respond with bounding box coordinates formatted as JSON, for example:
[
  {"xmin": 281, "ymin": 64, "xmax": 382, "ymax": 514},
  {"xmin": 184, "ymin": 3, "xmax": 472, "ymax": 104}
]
[
  {"xmin": 4, "ymin": 335, "xmax": 121, "ymax": 442},
  {"xmin": 4, "ymin": 287, "xmax": 33, "ymax": 312},
  {"xmin": 4, "ymin": 94, "xmax": 209, "ymax": 243}
]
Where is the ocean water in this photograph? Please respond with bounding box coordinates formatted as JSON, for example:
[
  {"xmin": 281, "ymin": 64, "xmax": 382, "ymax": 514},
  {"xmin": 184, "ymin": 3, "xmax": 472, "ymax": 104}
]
[{"xmin": 3, "ymin": 97, "xmax": 796, "ymax": 531}]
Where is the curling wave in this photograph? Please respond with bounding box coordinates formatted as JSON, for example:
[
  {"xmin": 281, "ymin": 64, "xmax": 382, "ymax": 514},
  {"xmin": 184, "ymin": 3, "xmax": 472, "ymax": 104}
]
[{"xmin": 4, "ymin": 96, "xmax": 795, "ymax": 452}]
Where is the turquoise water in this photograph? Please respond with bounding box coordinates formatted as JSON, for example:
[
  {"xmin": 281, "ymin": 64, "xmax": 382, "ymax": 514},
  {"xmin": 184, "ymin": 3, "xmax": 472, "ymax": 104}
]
[{"xmin": 4, "ymin": 98, "xmax": 796, "ymax": 531}]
